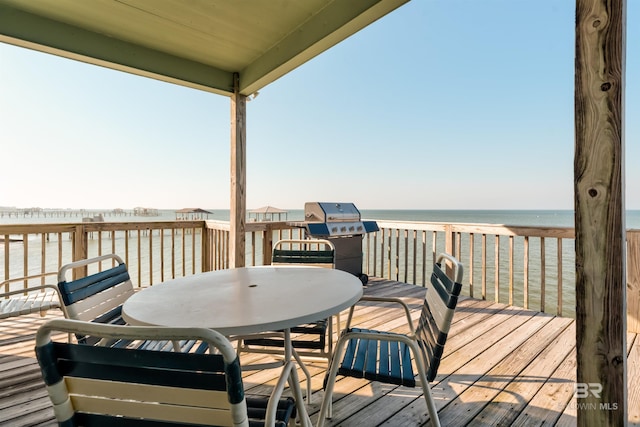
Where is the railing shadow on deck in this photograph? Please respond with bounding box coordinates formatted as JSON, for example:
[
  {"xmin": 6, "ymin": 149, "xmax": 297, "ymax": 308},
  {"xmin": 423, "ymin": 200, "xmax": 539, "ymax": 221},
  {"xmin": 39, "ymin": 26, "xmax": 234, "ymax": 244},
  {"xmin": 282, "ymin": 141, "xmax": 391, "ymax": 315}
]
[
  {"xmin": 310, "ymin": 372, "xmax": 575, "ymax": 426},
  {"xmin": 430, "ymin": 371, "xmax": 579, "ymax": 426}
]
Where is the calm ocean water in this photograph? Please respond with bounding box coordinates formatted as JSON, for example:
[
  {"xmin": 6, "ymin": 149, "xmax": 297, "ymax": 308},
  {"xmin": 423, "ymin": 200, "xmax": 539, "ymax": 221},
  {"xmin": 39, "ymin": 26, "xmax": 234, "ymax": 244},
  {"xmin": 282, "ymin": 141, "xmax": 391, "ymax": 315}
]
[
  {"xmin": 4, "ymin": 208, "xmax": 640, "ymax": 228},
  {"xmin": 365, "ymin": 209, "xmax": 640, "ymax": 229}
]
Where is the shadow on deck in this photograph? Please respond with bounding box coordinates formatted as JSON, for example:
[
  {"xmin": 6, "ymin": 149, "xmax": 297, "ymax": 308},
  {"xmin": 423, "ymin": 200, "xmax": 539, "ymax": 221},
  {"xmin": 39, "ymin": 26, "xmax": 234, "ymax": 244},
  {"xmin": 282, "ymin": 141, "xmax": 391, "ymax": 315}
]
[{"xmin": 1, "ymin": 277, "xmax": 639, "ymax": 426}]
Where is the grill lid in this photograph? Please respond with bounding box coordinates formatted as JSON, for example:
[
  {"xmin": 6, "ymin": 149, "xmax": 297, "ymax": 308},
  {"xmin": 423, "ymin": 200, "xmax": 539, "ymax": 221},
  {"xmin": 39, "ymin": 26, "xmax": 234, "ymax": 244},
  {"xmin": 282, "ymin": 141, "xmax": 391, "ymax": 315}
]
[
  {"xmin": 304, "ymin": 202, "xmax": 360, "ymax": 223},
  {"xmin": 301, "ymin": 202, "xmax": 378, "ymax": 237}
]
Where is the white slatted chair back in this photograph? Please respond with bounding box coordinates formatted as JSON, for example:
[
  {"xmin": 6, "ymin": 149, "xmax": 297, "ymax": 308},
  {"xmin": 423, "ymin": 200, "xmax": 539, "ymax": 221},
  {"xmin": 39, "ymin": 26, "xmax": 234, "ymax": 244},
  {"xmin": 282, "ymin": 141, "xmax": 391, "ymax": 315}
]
[
  {"xmin": 416, "ymin": 252, "xmax": 464, "ymax": 381},
  {"xmin": 35, "ymin": 320, "xmax": 248, "ymax": 426}
]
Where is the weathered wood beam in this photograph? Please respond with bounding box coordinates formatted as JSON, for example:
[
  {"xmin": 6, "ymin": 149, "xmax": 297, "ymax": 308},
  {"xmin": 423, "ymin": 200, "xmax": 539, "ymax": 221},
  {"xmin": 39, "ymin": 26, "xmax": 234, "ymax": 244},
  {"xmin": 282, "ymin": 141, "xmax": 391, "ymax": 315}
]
[
  {"xmin": 575, "ymin": 0, "xmax": 626, "ymax": 425},
  {"xmin": 230, "ymin": 73, "xmax": 246, "ymax": 268}
]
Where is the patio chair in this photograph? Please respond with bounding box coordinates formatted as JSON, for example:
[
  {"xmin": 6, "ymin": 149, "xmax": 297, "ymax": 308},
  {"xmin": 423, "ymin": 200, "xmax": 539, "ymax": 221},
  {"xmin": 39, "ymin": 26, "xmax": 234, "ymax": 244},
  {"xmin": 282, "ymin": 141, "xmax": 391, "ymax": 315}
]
[
  {"xmin": 240, "ymin": 239, "xmax": 337, "ymax": 359},
  {"xmin": 317, "ymin": 253, "xmax": 464, "ymax": 427},
  {"xmin": 57, "ymin": 254, "xmax": 205, "ymax": 352},
  {"xmin": 1, "ymin": 273, "xmax": 62, "ymax": 320},
  {"xmin": 237, "ymin": 239, "xmax": 338, "ymax": 402},
  {"xmin": 35, "ymin": 318, "xmax": 297, "ymax": 427}
]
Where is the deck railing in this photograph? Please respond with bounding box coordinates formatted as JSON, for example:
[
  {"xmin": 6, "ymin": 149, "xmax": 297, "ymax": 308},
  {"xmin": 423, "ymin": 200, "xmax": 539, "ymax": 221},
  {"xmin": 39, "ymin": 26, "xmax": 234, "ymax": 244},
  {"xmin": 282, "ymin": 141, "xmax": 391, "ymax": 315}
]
[
  {"xmin": 2, "ymin": 219, "xmax": 639, "ymax": 325},
  {"xmin": 0, "ymin": 220, "xmax": 304, "ymax": 288},
  {"xmin": 364, "ymin": 221, "xmax": 577, "ymax": 316},
  {"xmin": 2, "ymin": 221, "xmax": 210, "ymax": 287}
]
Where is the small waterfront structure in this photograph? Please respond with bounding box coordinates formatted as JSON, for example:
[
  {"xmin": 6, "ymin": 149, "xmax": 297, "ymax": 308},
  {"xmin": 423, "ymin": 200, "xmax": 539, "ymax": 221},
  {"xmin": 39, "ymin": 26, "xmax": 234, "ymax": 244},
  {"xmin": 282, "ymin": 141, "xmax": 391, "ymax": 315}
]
[
  {"xmin": 248, "ymin": 205, "xmax": 288, "ymax": 222},
  {"xmin": 81, "ymin": 213, "xmax": 104, "ymax": 222},
  {"xmin": 133, "ymin": 207, "xmax": 159, "ymax": 217},
  {"xmin": 175, "ymin": 207, "xmax": 213, "ymax": 220}
]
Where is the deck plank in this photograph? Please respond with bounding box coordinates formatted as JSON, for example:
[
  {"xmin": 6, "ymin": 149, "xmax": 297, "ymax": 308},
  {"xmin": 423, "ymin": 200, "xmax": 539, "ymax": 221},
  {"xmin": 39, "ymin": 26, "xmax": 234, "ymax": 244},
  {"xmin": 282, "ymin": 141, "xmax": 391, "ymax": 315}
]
[
  {"xmin": 464, "ymin": 318, "xmax": 575, "ymax": 426},
  {"xmin": 0, "ymin": 277, "xmax": 638, "ymax": 426},
  {"xmin": 434, "ymin": 314, "xmax": 558, "ymax": 426}
]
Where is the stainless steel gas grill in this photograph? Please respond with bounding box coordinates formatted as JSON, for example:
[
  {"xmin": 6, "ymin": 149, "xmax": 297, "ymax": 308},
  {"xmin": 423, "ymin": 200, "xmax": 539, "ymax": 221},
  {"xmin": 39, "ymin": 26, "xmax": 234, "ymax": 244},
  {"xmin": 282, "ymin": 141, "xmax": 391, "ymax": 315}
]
[{"xmin": 292, "ymin": 202, "xmax": 379, "ymax": 284}]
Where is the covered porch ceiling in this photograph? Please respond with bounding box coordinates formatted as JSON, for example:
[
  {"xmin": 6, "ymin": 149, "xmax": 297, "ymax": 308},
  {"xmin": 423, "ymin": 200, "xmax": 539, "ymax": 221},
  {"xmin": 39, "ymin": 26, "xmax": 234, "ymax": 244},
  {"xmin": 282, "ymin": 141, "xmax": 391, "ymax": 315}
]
[{"xmin": 0, "ymin": 0, "xmax": 408, "ymax": 96}]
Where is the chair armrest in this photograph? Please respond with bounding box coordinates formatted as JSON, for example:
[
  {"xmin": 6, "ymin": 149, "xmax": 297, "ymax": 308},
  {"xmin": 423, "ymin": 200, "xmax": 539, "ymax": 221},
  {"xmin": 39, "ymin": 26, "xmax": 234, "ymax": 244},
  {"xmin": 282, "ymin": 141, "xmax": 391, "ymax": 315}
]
[
  {"xmin": 1, "ymin": 273, "xmax": 62, "ymax": 300},
  {"xmin": 0, "ymin": 284, "xmax": 62, "ymax": 299},
  {"xmin": 1, "ymin": 283, "xmax": 65, "ymax": 321},
  {"xmin": 359, "ymin": 295, "xmax": 412, "ymax": 308},
  {"xmin": 2, "ymin": 272, "xmax": 58, "ymax": 288},
  {"xmin": 345, "ymin": 295, "xmax": 416, "ymax": 335}
]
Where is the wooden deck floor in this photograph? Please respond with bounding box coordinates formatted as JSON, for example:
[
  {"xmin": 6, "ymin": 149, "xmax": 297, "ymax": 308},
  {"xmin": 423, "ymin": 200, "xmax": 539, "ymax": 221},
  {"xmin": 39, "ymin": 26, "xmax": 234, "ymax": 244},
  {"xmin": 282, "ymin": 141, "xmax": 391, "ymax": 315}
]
[{"xmin": 1, "ymin": 277, "xmax": 639, "ymax": 426}]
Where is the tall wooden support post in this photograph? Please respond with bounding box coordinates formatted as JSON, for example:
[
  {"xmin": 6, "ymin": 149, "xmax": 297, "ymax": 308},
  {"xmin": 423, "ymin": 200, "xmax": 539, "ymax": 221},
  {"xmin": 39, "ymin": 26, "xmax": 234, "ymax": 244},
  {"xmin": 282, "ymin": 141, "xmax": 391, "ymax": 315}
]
[
  {"xmin": 230, "ymin": 73, "xmax": 246, "ymax": 268},
  {"xmin": 575, "ymin": 0, "xmax": 626, "ymax": 425}
]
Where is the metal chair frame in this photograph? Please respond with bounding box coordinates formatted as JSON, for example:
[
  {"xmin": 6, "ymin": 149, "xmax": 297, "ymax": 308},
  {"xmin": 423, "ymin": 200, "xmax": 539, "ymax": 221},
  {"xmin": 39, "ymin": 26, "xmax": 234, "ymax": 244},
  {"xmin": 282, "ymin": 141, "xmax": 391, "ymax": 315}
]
[
  {"xmin": 57, "ymin": 254, "xmax": 205, "ymax": 352},
  {"xmin": 317, "ymin": 253, "xmax": 464, "ymax": 427}
]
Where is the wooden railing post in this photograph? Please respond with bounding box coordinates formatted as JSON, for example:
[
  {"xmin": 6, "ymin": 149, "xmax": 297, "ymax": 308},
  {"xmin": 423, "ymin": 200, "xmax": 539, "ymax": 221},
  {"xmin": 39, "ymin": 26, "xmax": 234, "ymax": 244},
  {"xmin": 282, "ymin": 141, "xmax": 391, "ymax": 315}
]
[
  {"xmin": 443, "ymin": 225, "xmax": 457, "ymax": 280},
  {"xmin": 202, "ymin": 226, "xmax": 211, "ymax": 272},
  {"xmin": 444, "ymin": 224, "xmax": 455, "ymax": 256},
  {"xmin": 262, "ymin": 226, "xmax": 273, "ymax": 266},
  {"xmin": 72, "ymin": 224, "xmax": 88, "ymax": 280},
  {"xmin": 628, "ymin": 230, "xmax": 640, "ymax": 333}
]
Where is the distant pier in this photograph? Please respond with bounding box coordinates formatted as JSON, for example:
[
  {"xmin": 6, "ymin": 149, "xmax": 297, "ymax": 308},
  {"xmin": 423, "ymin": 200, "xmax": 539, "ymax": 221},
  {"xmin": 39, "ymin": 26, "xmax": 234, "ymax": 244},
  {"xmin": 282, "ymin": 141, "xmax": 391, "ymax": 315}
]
[{"xmin": 0, "ymin": 208, "xmax": 156, "ymax": 220}]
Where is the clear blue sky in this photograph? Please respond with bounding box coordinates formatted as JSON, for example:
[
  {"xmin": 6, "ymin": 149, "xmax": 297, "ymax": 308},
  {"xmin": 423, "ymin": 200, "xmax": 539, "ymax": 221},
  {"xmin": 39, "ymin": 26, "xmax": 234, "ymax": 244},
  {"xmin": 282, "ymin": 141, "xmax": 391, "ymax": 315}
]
[{"xmin": 1, "ymin": 1, "xmax": 638, "ymax": 211}]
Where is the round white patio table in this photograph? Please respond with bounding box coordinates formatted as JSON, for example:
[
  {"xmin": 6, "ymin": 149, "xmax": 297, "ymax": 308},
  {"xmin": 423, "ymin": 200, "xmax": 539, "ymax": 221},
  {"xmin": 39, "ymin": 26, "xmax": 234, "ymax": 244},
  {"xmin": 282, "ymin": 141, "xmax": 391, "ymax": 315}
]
[{"xmin": 122, "ymin": 266, "xmax": 363, "ymax": 427}]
